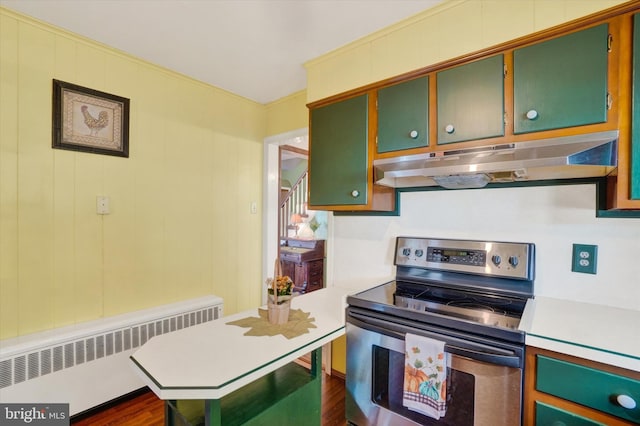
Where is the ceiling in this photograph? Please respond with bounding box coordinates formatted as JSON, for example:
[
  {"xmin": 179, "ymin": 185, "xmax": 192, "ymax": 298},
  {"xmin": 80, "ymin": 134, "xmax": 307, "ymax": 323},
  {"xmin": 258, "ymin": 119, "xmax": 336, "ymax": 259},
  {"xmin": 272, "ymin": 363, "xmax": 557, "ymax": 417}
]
[{"xmin": 1, "ymin": 0, "xmax": 444, "ymax": 104}]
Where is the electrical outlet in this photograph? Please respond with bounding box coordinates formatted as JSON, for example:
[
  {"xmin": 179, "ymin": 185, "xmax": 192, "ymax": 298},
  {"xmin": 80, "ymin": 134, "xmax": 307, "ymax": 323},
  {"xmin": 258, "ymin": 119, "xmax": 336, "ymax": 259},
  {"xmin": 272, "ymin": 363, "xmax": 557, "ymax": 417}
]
[{"xmin": 572, "ymin": 244, "xmax": 597, "ymax": 274}]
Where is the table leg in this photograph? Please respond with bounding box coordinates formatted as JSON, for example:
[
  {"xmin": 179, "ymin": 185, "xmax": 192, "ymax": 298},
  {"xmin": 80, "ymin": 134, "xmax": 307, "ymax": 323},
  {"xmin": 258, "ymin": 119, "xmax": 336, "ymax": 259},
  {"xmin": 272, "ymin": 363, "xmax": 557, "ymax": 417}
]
[
  {"xmin": 165, "ymin": 400, "xmax": 176, "ymax": 426},
  {"xmin": 311, "ymin": 347, "xmax": 321, "ymax": 378},
  {"xmin": 204, "ymin": 399, "xmax": 222, "ymax": 426}
]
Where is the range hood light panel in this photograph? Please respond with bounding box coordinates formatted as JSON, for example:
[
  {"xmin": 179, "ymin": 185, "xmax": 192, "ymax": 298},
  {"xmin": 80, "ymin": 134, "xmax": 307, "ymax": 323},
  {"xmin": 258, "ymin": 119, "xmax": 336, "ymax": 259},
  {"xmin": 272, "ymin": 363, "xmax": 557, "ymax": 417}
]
[{"xmin": 433, "ymin": 174, "xmax": 491, "ymax": 189}]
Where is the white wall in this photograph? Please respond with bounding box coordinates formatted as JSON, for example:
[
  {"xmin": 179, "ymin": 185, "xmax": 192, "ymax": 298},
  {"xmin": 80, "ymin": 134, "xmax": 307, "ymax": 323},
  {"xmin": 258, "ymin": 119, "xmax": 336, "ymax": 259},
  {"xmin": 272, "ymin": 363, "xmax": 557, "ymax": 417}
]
[{"xmin": 329, "ymin": 183, "xmax": 640, "ymax": 311}]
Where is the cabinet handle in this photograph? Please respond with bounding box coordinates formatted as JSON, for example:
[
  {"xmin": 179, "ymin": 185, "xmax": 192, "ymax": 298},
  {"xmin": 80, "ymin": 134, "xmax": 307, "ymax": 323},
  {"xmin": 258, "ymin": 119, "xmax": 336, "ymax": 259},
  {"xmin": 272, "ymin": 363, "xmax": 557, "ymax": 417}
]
[
  {"xmin": 526, "ymin": 109, "xmax": 538, "ymax": 120},
  {"xmin": 444, "ymin": 124, "xmax": 455, "ymax": 134},
  {"xmin": 351, "ymin": 190, "xmax": 360, "ymax": 198},
  {"xmin": 615, "ymin": 394, "xmax": 637, "ymax": 410},
  {"xmin": 409, "ymin": 130, "xmax": 419, "ymax": 139}
]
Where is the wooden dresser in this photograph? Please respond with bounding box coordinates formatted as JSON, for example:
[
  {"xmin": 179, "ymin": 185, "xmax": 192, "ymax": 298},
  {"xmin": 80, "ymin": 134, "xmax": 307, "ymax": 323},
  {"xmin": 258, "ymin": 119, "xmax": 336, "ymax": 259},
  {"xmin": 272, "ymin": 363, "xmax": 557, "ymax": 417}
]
[{"xmin": 280, "ymin": 239, "xmax": 325, "ymax": 294}]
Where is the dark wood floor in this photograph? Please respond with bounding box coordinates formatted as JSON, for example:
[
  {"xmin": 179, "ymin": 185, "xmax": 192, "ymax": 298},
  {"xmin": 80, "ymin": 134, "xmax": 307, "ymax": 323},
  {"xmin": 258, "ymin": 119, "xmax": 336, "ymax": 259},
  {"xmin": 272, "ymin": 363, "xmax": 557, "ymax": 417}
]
[{"xmin": 72, "ymin": 372, "xmax": 346, "ymax": 426}]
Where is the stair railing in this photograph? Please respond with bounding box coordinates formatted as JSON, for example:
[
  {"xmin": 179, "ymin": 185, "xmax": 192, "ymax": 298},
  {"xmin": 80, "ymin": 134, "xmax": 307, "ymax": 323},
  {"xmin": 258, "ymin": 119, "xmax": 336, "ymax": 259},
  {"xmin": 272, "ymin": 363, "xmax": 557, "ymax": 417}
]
[{"xmin": 279, "ymin": 170, "xmax": 308, "ymax": 241}]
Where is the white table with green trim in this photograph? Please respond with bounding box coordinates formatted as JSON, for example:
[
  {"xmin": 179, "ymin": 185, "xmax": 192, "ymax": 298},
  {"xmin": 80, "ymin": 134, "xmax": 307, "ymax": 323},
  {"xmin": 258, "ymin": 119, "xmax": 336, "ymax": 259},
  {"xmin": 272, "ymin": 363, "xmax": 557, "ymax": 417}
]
[{"xmin": 130, "ymin": 286, "xmax": 356, "ymax": 426}]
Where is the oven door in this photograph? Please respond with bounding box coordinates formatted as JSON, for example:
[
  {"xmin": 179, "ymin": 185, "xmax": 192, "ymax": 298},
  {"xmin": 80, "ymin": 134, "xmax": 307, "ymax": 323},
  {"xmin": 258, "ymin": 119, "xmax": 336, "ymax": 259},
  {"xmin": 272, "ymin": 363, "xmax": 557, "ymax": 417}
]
[{"xmin": 346, "ymin": 309, "xmax": 523, "ymax": 426}]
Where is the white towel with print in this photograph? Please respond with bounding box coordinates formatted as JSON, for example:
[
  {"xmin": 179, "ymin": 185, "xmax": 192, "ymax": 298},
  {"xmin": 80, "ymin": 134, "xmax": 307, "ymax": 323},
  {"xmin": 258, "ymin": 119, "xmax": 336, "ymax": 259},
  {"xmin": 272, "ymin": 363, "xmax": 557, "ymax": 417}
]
[{"xmin": 403, "ymin": 333, "xmax": 448, "ymax": 420}]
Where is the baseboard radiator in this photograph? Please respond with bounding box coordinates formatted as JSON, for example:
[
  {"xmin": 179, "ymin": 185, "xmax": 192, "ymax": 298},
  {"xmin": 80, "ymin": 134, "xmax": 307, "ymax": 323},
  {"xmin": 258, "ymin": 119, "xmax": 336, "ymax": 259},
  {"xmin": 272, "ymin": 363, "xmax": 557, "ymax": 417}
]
[{"xmin": 0, "ymin": 295, "xmax": 223, "ymax": 416}]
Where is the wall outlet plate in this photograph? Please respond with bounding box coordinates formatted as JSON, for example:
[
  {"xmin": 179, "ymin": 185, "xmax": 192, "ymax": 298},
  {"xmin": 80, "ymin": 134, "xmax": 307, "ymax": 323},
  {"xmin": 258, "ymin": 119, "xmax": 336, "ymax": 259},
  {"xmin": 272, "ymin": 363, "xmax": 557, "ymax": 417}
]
[{"xmin": 572, "ymin": 244, "xmax": 597, "ymax": 274}]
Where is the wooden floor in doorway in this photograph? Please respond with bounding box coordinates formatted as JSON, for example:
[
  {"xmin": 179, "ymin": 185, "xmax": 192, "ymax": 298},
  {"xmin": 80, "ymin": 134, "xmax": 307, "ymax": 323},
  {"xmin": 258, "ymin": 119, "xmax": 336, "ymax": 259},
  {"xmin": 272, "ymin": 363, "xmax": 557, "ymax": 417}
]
[{"xmin": 71, "ymin": 372, "xmax": 346, "ymax": 426}]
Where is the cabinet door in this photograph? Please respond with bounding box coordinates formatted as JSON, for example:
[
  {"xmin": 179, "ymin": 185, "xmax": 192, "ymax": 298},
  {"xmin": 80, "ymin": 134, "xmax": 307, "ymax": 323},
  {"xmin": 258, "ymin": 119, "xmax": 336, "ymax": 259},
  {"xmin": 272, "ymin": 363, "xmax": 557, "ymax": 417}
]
[
  {"xmin": 536, "ymin": 355, "xmax": 640, "ymax": 423},
  {"xmin": 632, "ymin": 14, "xmax": 640, "ymax": 200},
  {"xmin": 305, "ymin": 260, "xmax": 324, "ymax": 292},
  {"xmin": 281, "ymin": 260, "xmax": 295, "ymax": 282},
  {"xmin": 377, "ymin": 76, "xmax": 429, "ymax": 152},
  {"xmin": 437, "ymin": 55, "xmax": 504, "ymax": 144},
  {"xmin": 514, "ymin": 24, "xmax": 609, "ymax": 134},
  {"xmin": 535, "ymin": 402, "xmax": 605, "ymax": 426},
  {"xmin": 309, "ymin": 95, "xmax": 369, "ymax": 206}
]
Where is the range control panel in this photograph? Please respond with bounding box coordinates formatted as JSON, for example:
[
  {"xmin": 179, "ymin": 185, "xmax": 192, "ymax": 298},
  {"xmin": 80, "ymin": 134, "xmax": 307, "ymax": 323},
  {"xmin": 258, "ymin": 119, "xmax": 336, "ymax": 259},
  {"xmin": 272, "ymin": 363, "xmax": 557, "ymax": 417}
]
[{"xmin": 395, "ymin": 237, "xmax": 534, "ymax": 280}]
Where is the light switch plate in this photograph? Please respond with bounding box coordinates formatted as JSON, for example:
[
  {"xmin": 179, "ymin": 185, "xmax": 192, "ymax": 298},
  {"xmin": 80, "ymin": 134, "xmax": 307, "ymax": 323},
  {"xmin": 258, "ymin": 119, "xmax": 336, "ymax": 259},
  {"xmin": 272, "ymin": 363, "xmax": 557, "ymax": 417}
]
[
  {"xmin": 96, "ymin": 196, "xmax": 110, "ymax": 215},
  {"xmin": 572, "ymin": 244, "xmax": 597, "ymax": 274}
]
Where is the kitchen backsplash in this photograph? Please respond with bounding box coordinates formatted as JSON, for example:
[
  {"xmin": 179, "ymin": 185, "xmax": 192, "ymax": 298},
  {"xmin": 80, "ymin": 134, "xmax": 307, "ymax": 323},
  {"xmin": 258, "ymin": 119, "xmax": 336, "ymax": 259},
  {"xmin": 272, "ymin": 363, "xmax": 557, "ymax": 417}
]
[{"xmin": 329, "ymin": 183, "xmax": 640, "ymax": 311}]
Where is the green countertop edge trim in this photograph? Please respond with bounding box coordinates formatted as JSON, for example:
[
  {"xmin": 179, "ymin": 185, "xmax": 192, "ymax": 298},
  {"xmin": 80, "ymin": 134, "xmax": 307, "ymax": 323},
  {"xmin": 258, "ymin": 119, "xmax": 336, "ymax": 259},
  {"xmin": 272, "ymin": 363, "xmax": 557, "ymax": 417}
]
[
  {"xmin": 334, "ymin": 177, "xmax": 640, "ymax": 218},
  {"xmin": 527, "ymin": 332, "xmax": 640, "ymax": 362},
  {"xmin": 129, "ymin": 328, "xmax": 343, "ymax": 391}
]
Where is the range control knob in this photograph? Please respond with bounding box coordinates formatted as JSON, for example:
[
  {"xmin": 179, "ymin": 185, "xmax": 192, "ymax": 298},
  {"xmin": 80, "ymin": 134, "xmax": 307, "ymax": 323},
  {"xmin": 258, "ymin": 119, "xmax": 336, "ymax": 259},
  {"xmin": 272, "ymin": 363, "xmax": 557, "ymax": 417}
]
[
  {"xmin": 402, "ymin": 248, "xmax": 411, "ymax": 256},
  {"xmin": 491, "ymin": 255, "xmax": 502, "ymax": 266},
  {"xmin": 509, "ymin": 256, "xmax": 519, "ymax": 267},
  {"xmin": 415, "ymin": 249, "xmax": 424, "ymax": 258}
]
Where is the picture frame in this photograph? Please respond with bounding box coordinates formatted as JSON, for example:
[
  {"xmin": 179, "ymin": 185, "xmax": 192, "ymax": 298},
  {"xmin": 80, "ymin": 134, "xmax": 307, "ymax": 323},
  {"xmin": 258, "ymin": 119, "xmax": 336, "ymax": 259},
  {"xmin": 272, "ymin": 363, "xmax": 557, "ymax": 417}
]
[{"xmin": 52, "ymin": 79, "xmax": 130, "ymax": 157}]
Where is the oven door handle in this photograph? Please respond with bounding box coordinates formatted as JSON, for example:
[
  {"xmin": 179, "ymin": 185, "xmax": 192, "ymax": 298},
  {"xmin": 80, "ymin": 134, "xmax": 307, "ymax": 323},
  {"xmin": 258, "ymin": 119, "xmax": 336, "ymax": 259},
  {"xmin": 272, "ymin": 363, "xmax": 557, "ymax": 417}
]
[
  {"xmin": 445, "ymin": 345, "xmax": 522, "ymax": 368},
  {"xmin": 347, "ymin": 310, "xmax": 522, "ymax": 368}
]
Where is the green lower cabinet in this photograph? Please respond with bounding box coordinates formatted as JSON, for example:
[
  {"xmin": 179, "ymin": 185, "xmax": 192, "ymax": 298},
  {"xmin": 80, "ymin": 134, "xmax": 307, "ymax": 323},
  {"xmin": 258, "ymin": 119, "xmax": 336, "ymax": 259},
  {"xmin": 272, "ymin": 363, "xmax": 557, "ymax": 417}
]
[
  {"xmin": 536, "ymin": 355, "xmax": 640, "ymax": 424},
  {"xmin": 535, "ymin": 402, "xmax": 605, "ymax": 426},
  {"xmin": 513, "ymin": 23, "xmax": 609, "ymax": 134}
]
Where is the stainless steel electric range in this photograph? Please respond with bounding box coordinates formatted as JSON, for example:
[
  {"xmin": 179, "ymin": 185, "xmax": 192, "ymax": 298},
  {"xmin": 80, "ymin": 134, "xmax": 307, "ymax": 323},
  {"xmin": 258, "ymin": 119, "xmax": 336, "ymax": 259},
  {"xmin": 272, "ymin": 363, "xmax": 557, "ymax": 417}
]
[{"xmin": 345, "ymin": 236, "xmax": 535, "ymax": 426}]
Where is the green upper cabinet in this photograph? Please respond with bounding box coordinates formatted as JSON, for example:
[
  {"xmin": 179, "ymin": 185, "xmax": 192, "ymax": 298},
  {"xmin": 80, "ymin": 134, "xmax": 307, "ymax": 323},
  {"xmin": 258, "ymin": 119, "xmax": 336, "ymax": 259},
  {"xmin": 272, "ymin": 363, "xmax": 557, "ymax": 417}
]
[
  {"xmin": 632, "ymin": 14, "xmax": 640, "ymax": 200},
  {"xmin": 377, "ymin": 76, "xmax": 429, "ymax": 153},
  {"xmin": 513, "ymin": 24, "xmax": 609, "ymax": 134},
  {"xmin": 309, "ymin": 94, "xmax": 369, "ymax": 207},
  {"xmin": 436, "ymin": 55, "xmax": 505, "ymax": 145}
]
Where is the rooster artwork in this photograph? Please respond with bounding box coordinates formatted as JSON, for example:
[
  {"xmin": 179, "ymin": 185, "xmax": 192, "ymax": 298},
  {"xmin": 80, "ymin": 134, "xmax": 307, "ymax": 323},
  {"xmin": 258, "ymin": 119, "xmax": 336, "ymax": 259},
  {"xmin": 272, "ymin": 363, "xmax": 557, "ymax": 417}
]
[{"xmin": 80, "ymin": 105, "xmax": 109, "ymax": 137}]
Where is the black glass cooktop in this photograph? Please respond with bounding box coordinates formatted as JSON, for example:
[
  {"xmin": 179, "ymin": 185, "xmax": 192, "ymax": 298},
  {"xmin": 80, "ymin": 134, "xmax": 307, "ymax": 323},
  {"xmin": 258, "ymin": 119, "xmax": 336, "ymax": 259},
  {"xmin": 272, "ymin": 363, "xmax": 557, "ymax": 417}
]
[{"xmin": 393, "ymin": 281, "xmax": 525, "ymax": 330}]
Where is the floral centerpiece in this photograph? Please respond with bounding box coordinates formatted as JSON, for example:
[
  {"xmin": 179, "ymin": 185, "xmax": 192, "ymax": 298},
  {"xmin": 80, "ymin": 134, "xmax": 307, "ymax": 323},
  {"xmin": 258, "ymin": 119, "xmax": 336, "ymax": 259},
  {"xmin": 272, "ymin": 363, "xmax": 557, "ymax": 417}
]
[
  {"xmin": 266, "ymin": 275, "xmax": 294, "ymax": 305},
  {"xmin": 266, "ymin": 260, "xmax": 294, "ymax": 324}
]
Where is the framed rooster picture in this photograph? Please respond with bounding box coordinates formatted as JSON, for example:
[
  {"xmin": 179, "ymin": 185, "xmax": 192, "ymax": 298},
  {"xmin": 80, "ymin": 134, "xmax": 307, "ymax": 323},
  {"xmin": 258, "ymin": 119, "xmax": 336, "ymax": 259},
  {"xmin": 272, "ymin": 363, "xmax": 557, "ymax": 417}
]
[{"xmin": 52, "ymin": 79, "xmax": 129, "ymax": 157}]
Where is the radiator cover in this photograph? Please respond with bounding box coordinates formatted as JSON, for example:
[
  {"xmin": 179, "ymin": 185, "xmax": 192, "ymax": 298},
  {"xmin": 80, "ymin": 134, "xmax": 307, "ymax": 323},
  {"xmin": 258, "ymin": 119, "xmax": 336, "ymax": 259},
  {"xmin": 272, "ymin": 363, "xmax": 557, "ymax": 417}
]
[{"xmin": 0, "ymin": 295, "xmax": 223, "ymax": 416}]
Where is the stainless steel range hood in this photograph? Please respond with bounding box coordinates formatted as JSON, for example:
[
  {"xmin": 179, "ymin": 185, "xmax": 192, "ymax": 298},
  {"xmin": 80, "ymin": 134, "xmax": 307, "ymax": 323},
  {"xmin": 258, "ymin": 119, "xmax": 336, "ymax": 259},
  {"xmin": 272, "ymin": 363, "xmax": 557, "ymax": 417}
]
[{"xmin": 373, "ymin": 130, "xmax": 618, "ymax": 189}]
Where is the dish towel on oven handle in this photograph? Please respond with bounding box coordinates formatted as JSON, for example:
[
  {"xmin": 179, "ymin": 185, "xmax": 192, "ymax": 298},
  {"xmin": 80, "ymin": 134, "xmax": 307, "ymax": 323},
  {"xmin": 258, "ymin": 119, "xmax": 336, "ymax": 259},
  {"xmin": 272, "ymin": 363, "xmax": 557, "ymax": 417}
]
[{"xmin": 403, "ymin": 333, "xmax": 449, "ymax": 420}]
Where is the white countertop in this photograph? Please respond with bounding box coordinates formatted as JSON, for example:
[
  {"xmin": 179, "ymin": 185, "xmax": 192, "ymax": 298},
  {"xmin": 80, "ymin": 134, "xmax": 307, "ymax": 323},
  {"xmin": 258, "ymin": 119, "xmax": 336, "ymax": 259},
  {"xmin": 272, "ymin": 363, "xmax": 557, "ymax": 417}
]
[
  {"xmin": 129, "ymin": 286, "xmax": 355, "ymax": 400},
  {"xmin": 519, "ymin": 296, "xmax": 640, "ymax": 372}
]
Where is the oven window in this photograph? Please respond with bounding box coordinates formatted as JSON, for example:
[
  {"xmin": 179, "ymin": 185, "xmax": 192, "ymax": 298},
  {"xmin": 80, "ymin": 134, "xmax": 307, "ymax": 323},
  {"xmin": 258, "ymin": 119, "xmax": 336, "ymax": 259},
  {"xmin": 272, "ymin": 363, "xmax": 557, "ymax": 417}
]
[{"xmin": 372, "ymin": 345, "xmax": 475, "ymax": 426}]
